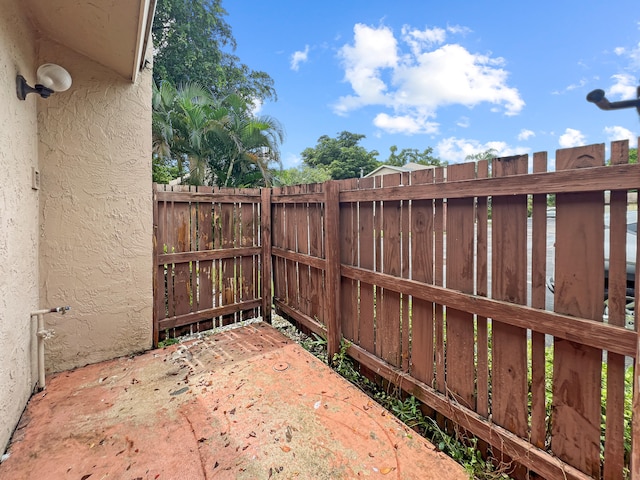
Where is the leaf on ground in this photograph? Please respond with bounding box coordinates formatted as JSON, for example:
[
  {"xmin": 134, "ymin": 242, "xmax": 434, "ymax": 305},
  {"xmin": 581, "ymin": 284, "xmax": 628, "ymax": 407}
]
[
  {"xmin": 81, "ymin": 475, "xmax": 92, "ymax": 480},
  {"xmin": 380, "ymin": 467, "xmax": 396, "ymax": 474},
  {"xmin": 280, "ymin": 445, "xmax": 291, "ymax": 452}
]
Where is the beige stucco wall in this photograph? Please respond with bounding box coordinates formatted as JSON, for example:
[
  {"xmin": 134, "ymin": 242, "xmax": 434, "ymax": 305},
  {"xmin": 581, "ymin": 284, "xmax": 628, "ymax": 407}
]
[
  {"xmin": 38, "ymin": 42, "xmax": 153, "ymax": 373},
  {"xmin": 1, "ymin": 1, "xmax": 153, "ymax": 454},
  {"xmin": 0, "ymin": 1, "xmax": 40, "ymax": 453}
]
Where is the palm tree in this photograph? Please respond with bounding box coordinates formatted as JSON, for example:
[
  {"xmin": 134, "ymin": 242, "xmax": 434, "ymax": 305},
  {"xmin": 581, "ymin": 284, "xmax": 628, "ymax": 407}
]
[{"xmin": 152, "ymin": 80, "xmax": 284, "ymax": 187}]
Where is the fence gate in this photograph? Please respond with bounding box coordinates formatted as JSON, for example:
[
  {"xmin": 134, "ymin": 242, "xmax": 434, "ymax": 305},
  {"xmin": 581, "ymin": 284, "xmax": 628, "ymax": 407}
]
[{"xmin": 153, "ymin": 184, "xmax": 269, "ymax": 345}]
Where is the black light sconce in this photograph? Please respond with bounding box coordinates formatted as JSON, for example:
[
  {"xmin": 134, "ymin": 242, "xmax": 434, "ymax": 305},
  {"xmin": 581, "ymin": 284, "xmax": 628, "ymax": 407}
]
[
  {"xmin": 586, "ymin": 85, "xmax": 640, "ymax": 116},
  {"xmin": 17, "ymin": 63, "xmax": 72, "ymax": 100}
]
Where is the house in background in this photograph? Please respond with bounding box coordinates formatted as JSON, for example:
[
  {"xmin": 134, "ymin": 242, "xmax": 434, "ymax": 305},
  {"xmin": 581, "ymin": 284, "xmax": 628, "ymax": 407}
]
[
  {"xmin": 1, "ymin": 0, "xmax": 156, "ymax": 453},
  {"xmin": 365, "ymin": 161, "xmax": 436, "ymax": 178}
]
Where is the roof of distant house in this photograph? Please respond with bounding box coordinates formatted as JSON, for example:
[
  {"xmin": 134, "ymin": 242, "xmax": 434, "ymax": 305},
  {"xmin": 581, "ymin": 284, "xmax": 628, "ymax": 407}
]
[{"xmin": 364, "ymin": 162, "xmax": 435, "ymax": 178}]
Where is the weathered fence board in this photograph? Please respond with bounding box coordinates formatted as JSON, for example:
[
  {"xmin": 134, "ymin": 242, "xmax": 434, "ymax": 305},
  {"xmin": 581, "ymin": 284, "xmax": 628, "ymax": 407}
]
[
  {"xmin": 552, "ymin": 145, "xmax": 605, "ymax": 478},
  {"xmin": 445, "ymin": 162, "xmax": 476, "ymax": 410},
  {"xmin": 491, "ymin": 155, "xmax": 529, "ymax": 439},
  {"xmin": 530, "ymin": 152, "xmax": 548, "ymax": 451}
]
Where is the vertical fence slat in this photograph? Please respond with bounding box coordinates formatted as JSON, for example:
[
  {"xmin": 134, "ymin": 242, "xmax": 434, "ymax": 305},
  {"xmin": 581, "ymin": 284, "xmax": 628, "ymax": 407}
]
[
  {"xmin": 285, "ymin": 191, "xmax": 298, "ymax": 310},
  {"xmin": 434, "ymin": 167, "xmax": 446, "ymax": 394},
  {"xmin": 401, "ymin": 172, "xmax": 411, "ymax": 372},
  {"xmin": 603, "ymin": 140, "xmax": 629, "ymax": 479},
  {"xmin": 324, "ymin": 181, "xmax": 341, "ymax": 361},
  {"xmin": 409, "ymin": 169, "xmax": 434, "ymax": 385},
  {"xmin": 152, "ymin": 185, "xmax": 161, "ymax": 346},
  {"xmin": 475, "ymin": 160, "xmax": 489, "ymax": 420},
  {"xmin": 198, "ymin": 186, "xmax": 214, "ymax": 330},
  {"xmin": 358, "ymin": 177, "xmax": 375, "ymax": 353},
  {"xmin": 530, "ymin": 152, "xmax": 548, "ymax": 450},
  {"xmin": 221, "ymin": 196, "xmax": 236, "ymax": 325},
  {"xmin": 340, "ymin": 178, "xmax": 358, "ymax": 343},
  {"xmin": 173, "ymin": 196, "xmax": 191, "ymax": 320},
  {"xmin": 308, "ymin": 184, "xmax": 324, "ymax": 327},
  {"xmin": 491, "ymin": 155, "xmax": 529, "ymax": 440},
  {"xmin": 261, "ymin": 188, "xmax": 272, "ymax": 323},
  {"xmin": 552, "ymin": 144, "xmax": 605, "ymax": 478},
  {"xmin": 379, "ymin": 173, "xmax": 402, "ymax": 367},
  {"xmin": 240, "ymin": 201, "xmax": 255, "ymax": 319},
  {"xmin": 297, "ymin": 185, "xmax": 311, "ymax": 318},
  {"xmin": 445, "ymin": 162, "xmax": 476, "ymax": 409}
]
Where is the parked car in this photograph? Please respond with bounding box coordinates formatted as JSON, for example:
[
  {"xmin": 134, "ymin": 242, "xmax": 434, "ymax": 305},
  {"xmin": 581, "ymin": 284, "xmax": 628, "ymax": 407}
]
[{"xmin": 546, "ymin": 211, "xmax": 636, "ymax": 312}]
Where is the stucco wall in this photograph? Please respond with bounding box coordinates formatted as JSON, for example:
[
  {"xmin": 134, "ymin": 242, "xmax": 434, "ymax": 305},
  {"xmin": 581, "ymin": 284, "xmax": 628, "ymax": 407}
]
[
  {"xmin": 0, "ymin": 1, "xmax": 40, "ymax": 453},
  {"xmin": 38, "ymin": 43, "xmax": 154, "ymax": 373}
]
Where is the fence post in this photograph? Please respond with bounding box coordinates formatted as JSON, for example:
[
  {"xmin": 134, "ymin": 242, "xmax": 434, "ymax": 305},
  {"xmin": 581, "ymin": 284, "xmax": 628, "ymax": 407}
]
[
  {"xmin": 261, "ymin": 188, "xmax": 272, "ymax": 324},
  {"xmin": 324, "ymin": 180, "xmax": 341, "ymax": 362},
  {"xmin": 152, "ymin": 183, "xmax": 159, "ymax": 347},
  {"xmin": 632, "ymin": 223, "xmax": 640, "ymax": 479}
]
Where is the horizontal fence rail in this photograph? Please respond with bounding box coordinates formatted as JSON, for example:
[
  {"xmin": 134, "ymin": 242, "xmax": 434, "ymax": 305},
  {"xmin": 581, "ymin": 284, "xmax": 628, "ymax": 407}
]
[{"xmin": 268, "ymin": 141, "xmax": 640, "ymax": 480}]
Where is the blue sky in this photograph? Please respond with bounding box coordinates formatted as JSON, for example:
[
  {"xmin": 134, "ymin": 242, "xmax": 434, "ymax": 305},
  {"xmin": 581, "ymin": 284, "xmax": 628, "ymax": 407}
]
[{"xmin": 225, "ymin": 1, "xmax": 640, "ymax": 170}]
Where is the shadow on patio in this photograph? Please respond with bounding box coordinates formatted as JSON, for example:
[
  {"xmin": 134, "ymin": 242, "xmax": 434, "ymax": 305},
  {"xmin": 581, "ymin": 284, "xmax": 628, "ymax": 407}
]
[{"xmin": 0, "ymin": 322, "xmax": 466, "ymax": 479}]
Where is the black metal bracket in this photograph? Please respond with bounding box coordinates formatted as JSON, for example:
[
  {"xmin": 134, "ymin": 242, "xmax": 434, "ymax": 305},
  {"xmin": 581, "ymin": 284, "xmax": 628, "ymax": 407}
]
[
  {"xmin": 16, "ymin": 75, "xmax": 54, "ymax": 100},
  {"xmin": 586, "ymin": 85, "xmax": 640, "ymax": 115}
]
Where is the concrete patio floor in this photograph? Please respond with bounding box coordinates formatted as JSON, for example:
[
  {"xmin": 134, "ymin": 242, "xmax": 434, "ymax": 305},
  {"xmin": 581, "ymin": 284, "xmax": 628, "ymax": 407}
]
[{"xmin": 0, "ymin": 322, "xmax": 467, "ymax": 480}]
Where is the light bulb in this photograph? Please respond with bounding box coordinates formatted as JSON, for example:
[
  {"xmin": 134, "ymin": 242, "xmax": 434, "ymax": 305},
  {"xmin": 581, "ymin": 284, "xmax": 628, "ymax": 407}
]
[{"xmin": 36, "ymin": 64, "xmax": 72, "ymax": 92}]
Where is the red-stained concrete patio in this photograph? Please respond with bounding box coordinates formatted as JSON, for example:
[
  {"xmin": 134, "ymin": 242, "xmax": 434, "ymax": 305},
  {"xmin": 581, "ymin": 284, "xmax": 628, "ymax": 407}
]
[{"xmin": 0, "ymin": 322, "xmax": 467, "ymax": 480}]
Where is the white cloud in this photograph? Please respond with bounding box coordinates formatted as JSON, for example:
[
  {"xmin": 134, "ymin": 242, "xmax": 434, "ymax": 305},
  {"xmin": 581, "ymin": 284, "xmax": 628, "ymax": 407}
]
[
  {"xmin": 283, "ymin": 152, "xmax": 302, "ymax": 168},
  {"xmin": 436, "ymin": 137, "xmax": 529, "ymax": 164},
  {"xmin": 290, "ymin": 45, "xmax": 310, "ymax": 71},
  {"xmin": 609, "ymin": 73, "xmax": 637, "ymax": 99},
  {"xmin": 552, "ymin": 78, "xmax": 588, "ymax": 95},
  {"xmin": 614, "ymin": 41, "xmax": 640, "ymax": 70},
  {"xmin": 401, "ymin": 25, "xmax": 446, "ymax": 55},
  {"xmin": 373, "ymin": 112, "xmax": 439, "ymax": 135},
  {"xmin": 558, "ymin": 128, "xmax": 586, "ymax": 148},
  {"xmin": 604, "ymin": 126, "xmax": 638, "ymax": 148},
  {"xmin": 333, "ymin": 23, "xmax": 524, "ymax": 133},
  {"xmin": 446, "ymin": 24, "xmax": 472, "ymax": 36},
  {"xmin": 249, "ymin": 98, "xmax": 263, "ymax": 115},
  {"xmin": 334, "ymin": 24, "xmax": 399, "ymax": 115},
  {"xmin": 517, "ymin": 129, "xmax": 535, "ymax": 141},
  {"xmin": 457, "ymin": 116, "xmax": 470, "ymax": 128}
]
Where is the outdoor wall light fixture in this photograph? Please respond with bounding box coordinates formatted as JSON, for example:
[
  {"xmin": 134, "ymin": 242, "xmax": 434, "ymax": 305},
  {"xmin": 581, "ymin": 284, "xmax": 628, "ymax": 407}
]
[
  {"xmin": 16, "ymin": 63, "xmax": 72, "ymax": 100},
  {"xmin": 586, "ymin": 85, "xmax": 640, "ymax": 116}
]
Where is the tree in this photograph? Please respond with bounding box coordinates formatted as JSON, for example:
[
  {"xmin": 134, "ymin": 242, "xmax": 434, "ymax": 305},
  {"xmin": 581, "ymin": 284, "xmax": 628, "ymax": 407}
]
[
  {"xmin": 273, "ymin": 165, "xmax": 331, "ymax": 186},
  {"xmin": 152, "ymin": 80, "xmax": 283, "ymax": 186},
  {"xmin": 301, "ymin": 131, "xmax": 380, "ymax": 179},
  {"xmin": 152, "ymin": 0, "xmax": 276, "ymax": 103},
  {"xmin": 385, "ymin": 145, "xmax": 446, "ymax": 167},
  {"xmin": 207, "ymin": 93, "xmax": 284, "ymax": 187}
]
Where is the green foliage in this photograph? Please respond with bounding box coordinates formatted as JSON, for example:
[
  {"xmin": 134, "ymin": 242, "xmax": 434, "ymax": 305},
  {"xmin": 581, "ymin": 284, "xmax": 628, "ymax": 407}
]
[
  {"xmin": 385, "ymin": 145, "xmax": 446, "ymax": 167},
  {"xmin": 465, "ymin": 148, "xmax": 499, "ymax": 162},
  {"xmin": 152, "ymin": 155, "xmax": 182, "ymax": 183},
  {"xmin": 158, "ymin": 329, "xmax": 179, "ymax": 347},
  {"xmin": 152, "ymin": 80, "xmax": 283, "ymax": 187},
  {"xmin": 273, "ymin": 165, "xmax": 331, "ymax": 186},
  {"xmin": 152, "ymin": 0, "xmax": 276, "ymax": 103},
  {"xmin": 301, "ymin": 131, "xmax": 380, "ymax": 179}
]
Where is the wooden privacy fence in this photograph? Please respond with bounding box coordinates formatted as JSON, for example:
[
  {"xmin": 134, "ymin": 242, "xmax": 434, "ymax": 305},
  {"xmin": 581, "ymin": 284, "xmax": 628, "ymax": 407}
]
[
  {"xmin": 153, "ymin": 185, "xmax": 271, "ymax": 342},
  {"xmin": 153, "ymin": 140, "xmax": 640, "ymax": 479},
  {"xmin": 268, "ymin": 141, "xmax": 640, "ymax": 480}
]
